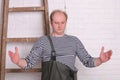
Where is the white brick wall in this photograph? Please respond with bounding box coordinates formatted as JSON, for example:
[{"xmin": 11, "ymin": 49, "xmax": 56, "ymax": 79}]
[{"xmin": 65, "ymin": 0, "xmax": 120, "ymax": 80}]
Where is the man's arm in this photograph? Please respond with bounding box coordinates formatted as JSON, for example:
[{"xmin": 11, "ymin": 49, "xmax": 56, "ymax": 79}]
[
  {"xmin": 94, "ymin": 47, "xmax": 112, "ymax": 66},
  {"xmin": 8, "ymin": 47, "xmax": 27, "ymax": 68},
  {"xmin": 16, "ymin": 58, "xmax": 27, "ymax": 68},
  {"xmin": 94, "ymin": 57, "xmax": 102, "ymax": 66}
]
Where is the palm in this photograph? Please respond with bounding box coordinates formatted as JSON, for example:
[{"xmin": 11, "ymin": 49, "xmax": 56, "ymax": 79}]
[
  {"xmin": 8, "ymin": 47, "xmax": 19, "ymax": 64},
  {"xmin": 100, "ymin": 47, "xmax": 112, "ymax": 63}
]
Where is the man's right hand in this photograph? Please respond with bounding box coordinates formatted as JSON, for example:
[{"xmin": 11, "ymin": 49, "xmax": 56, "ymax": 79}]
[{"xmin": 8, "ymin": 47, "xmax": 20, "ymax": 65}]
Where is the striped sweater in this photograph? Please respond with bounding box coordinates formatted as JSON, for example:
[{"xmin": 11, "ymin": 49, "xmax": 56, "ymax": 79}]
[{"xmin": 25, "ymin": 34, "xmax": 95, "ymax": 71}]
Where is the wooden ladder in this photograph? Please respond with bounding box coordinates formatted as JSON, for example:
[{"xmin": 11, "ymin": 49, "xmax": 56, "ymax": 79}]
[{"xmin": 0, "ymin": 0, "xmax": 50, "ymax": 80}]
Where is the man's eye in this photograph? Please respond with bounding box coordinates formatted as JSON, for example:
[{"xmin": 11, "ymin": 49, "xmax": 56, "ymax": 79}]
[
  {"xmin": 55, "ymin": 22, "xmax": 58, "ymax": 24},
  {"xmin": 61, "ymin": 22, "xmax": 65, "ymax": 24}
]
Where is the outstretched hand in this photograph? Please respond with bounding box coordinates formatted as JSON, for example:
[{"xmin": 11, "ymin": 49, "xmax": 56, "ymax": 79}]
[
  {"xmin": 8, "ymin": 47, "xmax": 20, "ymax": 64},
  {"xmin": 100, "ymin": 47, "xmax": 112, "ymax": 63}
]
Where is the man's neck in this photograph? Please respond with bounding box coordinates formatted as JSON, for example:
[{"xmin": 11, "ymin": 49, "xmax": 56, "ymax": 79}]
[{"xmin": 52, "ymin": 32, "xmax": 64, "ymax": 37}]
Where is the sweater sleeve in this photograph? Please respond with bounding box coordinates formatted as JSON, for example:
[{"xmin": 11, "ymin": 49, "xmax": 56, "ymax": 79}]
[
  {"xmin": 25, "ymin": 37, "xmax": 44, "ymax": 69},
  {"xmin": 75, "ymin": 37, "xmax": 95, "ymax": 67}
]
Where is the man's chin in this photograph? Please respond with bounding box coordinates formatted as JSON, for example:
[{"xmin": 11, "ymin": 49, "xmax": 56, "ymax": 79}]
[{"xmin": 56, "ymin": 32, "xmax": 64, "ymax": 35}]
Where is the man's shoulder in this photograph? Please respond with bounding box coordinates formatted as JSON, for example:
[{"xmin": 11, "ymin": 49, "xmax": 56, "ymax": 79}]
[
  {"xmin": 36, "ymin": 35, "xmax": 48, "ymax": 42},
  {"xmin": 40, "ymin": 35, "xmax": 47, "ymax": 39},
  {"xmin": 66, "ymin": 34, "xmax": 79, "ymax": 40},
  {"xmin": 66, "ymin": 34, "xmax": 83, "ymax": 44}
]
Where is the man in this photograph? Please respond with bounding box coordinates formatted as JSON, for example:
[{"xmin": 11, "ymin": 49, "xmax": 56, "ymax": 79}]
[{"xmin": 9, "ymin": 10, "xmax": 112, "ymax": 79}]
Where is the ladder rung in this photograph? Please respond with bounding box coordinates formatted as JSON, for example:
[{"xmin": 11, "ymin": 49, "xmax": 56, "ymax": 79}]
[
  {"xmin": 9, "ymin": 7, "xmax": 45, "ymax": 12},
  {"xmin": 6, "ymin": 68, "xmax": 41, "ymax": 73},
  {"xmin": 5, "ymin": 38, "xmax": 39, "ymax": 42}
]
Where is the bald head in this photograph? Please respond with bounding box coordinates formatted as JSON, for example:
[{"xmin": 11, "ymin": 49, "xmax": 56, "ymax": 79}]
[{"xmin": 50, "ymin": 10, "xmax": 68, "ymax": 21}]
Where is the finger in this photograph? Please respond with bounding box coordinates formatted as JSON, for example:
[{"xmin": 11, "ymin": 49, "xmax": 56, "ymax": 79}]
[
  {"xmin": 15, "ymin": 47, "xmax": 18, "ymax": 54},
  {"xmin": 106, "ymin": 50, "xmax": 112, "ymax": 57},
  {"xmin": 8, "ymin": 51, "xmax": 14, "ymax": 58},
  {"xmin": 105, "ymin": 50, "xmax": 112, "ymax": 53},
  {"xmin": 100, "ymin": 46, "xmax": 104, "ymax": 54},
  {"xmin": 109, "ymin": 50, "xmax": 112, "ymax": 56}
]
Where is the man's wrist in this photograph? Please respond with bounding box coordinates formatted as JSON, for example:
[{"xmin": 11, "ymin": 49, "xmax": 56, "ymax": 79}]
[
  {"xmin": 16, "ymin": 59, "xmax": 20, "ymax": 66},
  {"xmin": 99, "ymin": 57, "xmax": 103, "ymax": 64},
  {"xmin": 95, "ymin": 57, "xmax": 103, "ymax": 67}
]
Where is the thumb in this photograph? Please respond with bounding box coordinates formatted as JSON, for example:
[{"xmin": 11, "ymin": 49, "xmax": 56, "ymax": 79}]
[
  {"xmin": 15, "ymin": 47, "xmax": 19, "ymax": 54},
  {"xmin": 100, "ymin": 46, "xmax": 104, "ymax": 55}
]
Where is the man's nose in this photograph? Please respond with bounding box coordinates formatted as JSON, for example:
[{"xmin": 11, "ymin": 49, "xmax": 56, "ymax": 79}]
[{"xmin": 58, "ymin": 23, "xmax": 62, "ymax": 27}]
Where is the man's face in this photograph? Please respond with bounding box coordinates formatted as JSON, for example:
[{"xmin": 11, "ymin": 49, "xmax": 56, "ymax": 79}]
[{"xmin": 51, "ymin": 12, "xmax": 67, "ymax": 35}]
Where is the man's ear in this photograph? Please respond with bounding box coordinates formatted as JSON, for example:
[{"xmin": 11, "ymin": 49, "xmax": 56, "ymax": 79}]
[
  {"xmin": 49, "ymin": 21, "xmax": 53, "ymax": 29},
  {"xmin": 50, "ymin": 21, "xmax": 53, "ymax": 27}
]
